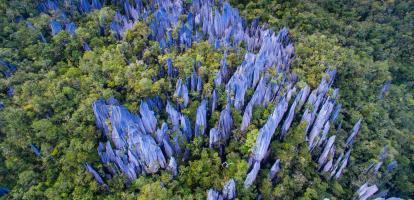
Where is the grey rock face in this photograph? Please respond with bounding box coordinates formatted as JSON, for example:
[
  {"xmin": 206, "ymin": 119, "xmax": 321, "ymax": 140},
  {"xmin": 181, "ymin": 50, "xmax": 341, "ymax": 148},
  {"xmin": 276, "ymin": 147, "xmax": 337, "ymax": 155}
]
[
  {"xmin": 156, "ymin": 122, "xmax": 169, "ymax": 144},
  {"xmin": 269, "ymin": 159, "xmax": 281, "ymax": 180},
  {"xmin": 207, "ymin": 189, "xmax": 223, "ymax": 200},
  {"xmin": 241, "ymin": 77, "xmax": 267, "ymax": 132},
  {"xmin": 162, "ymin": 138, "xmax": 175, "ymax": 158},
  {"xmin": 346, "ymin": 119, "xmax": 362, "ymax": 146},
  {"xmin": 209, "ymin": 103, "xmax": 233, "ymax": 148},
  {"xmin": 211, "ymin": 89, "xmax": 218, "ymax": 113},
  {"xmin": 330, "ymin": 152, "xmax": 344, "ymax": 178},
  {"xmin": 166, "ymin": 101, "xmax": 181, "ymax": 130},
  {"xmin": 387, "ymin": 160, "xmax": 398, "ymax": 172},
  {"xmin": 297, "ymin": 85, "xmax": 311, "ymax": 111},
  {"xmin": 180, "ymin": 115, "xmax": 193, "ymax": 140},
  {"xmin": 195, "ymin": 100, "xmax": 207, "ymax": 136},
  {"xmin": 30, "ymin": 144, "xmax": 41, "ymax": 157},
  {"xmin": 140, "ymin": 100, "xmax": 157, "ymax": 133},
  {"xmin": 322, "ymin": 159, "xmax": 333, "ymax": 173},
  {"xmin": 330, "ymin": 103, "xmax": 341, "ymax": 122},
  {"xmin": 318, "ymin": 136, "xmax": 336, "ymax": 167},
  {"xmin": 356, "ymin": 183, "xmax": 378, "ymax": 200},
  {"xmin": 317, "ymin": 122, "xmax": 330, "ymax": 147},
  {"xmin": 280, "ymin": 98, "xmax": 297, "ymax": 139},
  {"xmin": 167, "ymin": 157, "xmax": 178, "ymax": 176},
  {"xmin": 209, "ymin": 128, "xmax": 220, "ymax": 148},
  {"xmin": 92, "ymin": 99, "xmax": 167, "ymax": 180},
  {"xmin": 334, "ymin": 149, "xmax": 351, "ymax": 179},
  {"xmin": 378, "ymin": 80, "xmax": 391, "ymax": 99},
  {"xmin": 252, "ymin": 97, "xmax": 288, "ymax": 162},
  {"xmin": 132, "ymin": 133, "xmax": 167, "ymax": 173},
  {"xmin": 92, "ymin": 99, "xmax": 110, "ymax": 137},
  {"xmin": 174, "ymin": 79, "xmax": 190, "ymax": 108},
  {"xmin": 85, "ymin": 162, "xmax": 107, "ymax": 188},
  {"xmin": 244, "ymin": 161, "xmax": 261, "ymax": 188},
  {"xmin": 222, "ymin": 179, "xmax": 236, "ymax": 199},
  {"xmin": 218, "ymin": 104, "xmax": 233, "ymax": 141},
  {"xmin": 308, "ymin": 100, "xmax": 334, "ymax": 150}
]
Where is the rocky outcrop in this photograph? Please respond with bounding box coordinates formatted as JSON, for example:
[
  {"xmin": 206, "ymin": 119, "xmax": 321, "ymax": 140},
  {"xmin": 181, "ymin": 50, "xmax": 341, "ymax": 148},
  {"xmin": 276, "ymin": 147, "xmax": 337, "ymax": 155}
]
[
  {"xmin": 79, "ymin": 0, "xmax": 381, "ymax": 195},
  {"xmin": 84, "ymin": 162, "xmax": 108, "ymax": 189},
  {"xmin": 269, "ymin": 159, "xmax": 281, "ymax": 180},
  {"xmin": 222, "ymin": 179, "xmax": 236, "ymax": 200},
  {"xmin": 195, "ymin": 100, "xmax": 207, "ymax": 136},
  {"xmin": 207, "ymin": 189, "xmax": 223, "ymax": 200},
  {"xmin": 30, "ymin": 144, "xmax": 41, "ymax": 157},
  {"xmin": 346, "ymin": 119, "xmax": 362, "ymax": 146},
  {"xmin": 356, "ymin": 183, "xmax": 378, "ymax": 200},
  {"xmin": 244, "ymin": 161, "xmax": 261, "ymax": 188}
]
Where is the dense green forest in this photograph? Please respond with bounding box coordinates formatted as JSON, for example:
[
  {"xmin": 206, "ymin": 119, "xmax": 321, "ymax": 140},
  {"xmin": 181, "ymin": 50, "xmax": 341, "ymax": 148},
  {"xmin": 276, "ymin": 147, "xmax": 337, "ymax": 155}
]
[{"xmin": 0, "ymin": 0, "xmax": 412, "ymax": 199}]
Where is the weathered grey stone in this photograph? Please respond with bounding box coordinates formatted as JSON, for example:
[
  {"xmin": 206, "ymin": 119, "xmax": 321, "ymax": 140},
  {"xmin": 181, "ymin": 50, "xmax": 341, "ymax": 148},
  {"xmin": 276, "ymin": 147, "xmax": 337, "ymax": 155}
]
[
  {"xmin": 244, "ymin": 161, "xmax": 260, "ymax": 188},
  {"xmin": 356, "ymin": 183, "xmax": 378, "ymax": 200},
  {"xmin": 180, "ymin": 115, "xmax": 192, "ymax": 140},
  {"xmin": 317, "ymin": 122, "xmax": 330, "ymax": 147},
  {"xmin": 167, "ymin": 157, "xmax": 178, "ymax": 176},
  {"xmin": 209, "ymin": 128, "xmax": 220, "ymax": 148},
  {"xmin": 92, "ymin": 99, "xmax": 110, "ymax": 137},
  {"xmin": 222, "ymin": 179, "xmax": 236, "ymax": 199},
  {"xmin": 166, "ymin": 101, "xmax": 181, "ymax": 130},
  {"xmin": 308, "ymin": 100, "xmax": 334, "ymax": 150},
  {"xmin": 207, "ymin": 189, "xmax": 223, "ymax": 200},
  {"xmin": 346, "ymin": 119, "xmax": 362, "ymax": 145},
  {"xmin": 30, "ymin": 144, "xmax": 41, "ymax": 157},
  {"xmin": 334, "ymin": 149, "xmax": 351, "ymax": 179},
  {"xmin": 174, "ymin": 79, "xmax": 190, "ymax": 108},
  {"xmin": 330, "ymin": 152, "xmax": 343, "ymax": 178},
  {"xmin": 252, "ymin": 97, "xmax": 288, "ymax": 161},
  {"xmin": 322, "ymin": 159, "xmax": 333, "ymax": 173},
  {"xmin": 378, "ymin": 80, "xmax": 391, "ymax": 99},
  {"xmin": 85, "ymin": 162, "xmax": 107, "ymax": 187},
  {"xmin": 127, "ymin": 150, "xmax": 141, "ymax": 174},
  {"xmin": 129, "ymin": 133, "xmax": 167, "ymax": 174},
  {"xmin": 269, "ymin": 159, "xmax": 281, "ymax": 180},
  {"xmin": 195, "ymin": 100, "xmax": 207, "ymax": 136},
  {"xmin": 140, "ymin": 100, "xmax": 157, "ymax": 133},
  {"xmin": 156, "ymin": 122, "xmax": 169, "ymax": 144},
  {"xmin": 330, "ymin": 104, "xmax": 341, "ymax": 122},
  {"xmin": 218, "ymin": 104, "xmax": 233, "ymax": 140},
  {"xmin": 296, "ymin": 85, "xmax": 310, "ymax": 111},
  {"xmin": 280, "ymin": 99, "xmax": 297, "ymax": 139},
  {"xmin": 387, "ymin": 160, "xmax": 397, "ymax": 172},
  {"xmin": 211, "ymin": 89, "xmax": 218, "ymax": 113},
  {"xmin": 241, "ymin": 77, "xmax": 267, "ymax": 131},
  {"xmin": 318, "ymin": 135, "xmax": 336, "ymax": 167},
  {"xmin": 163, "ymin": 138, "xmax": 175, "ymax": 158}
]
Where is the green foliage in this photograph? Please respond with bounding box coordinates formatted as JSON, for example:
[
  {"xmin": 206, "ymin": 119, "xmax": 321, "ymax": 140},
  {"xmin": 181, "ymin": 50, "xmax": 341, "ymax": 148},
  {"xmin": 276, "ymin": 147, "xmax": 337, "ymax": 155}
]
[
  {"xmin": 137, "ymin": 181, "xmax": 172, "ymax": 200},
  {"xmin": 178, "ymin": 149, "xmax": 222, "ymax": 195},
  {"xmin": 270, "ymin": 123, "xmax": 328, "ymax": 199},
  {"xmin": 160, "ymin": 41, "xmax": 223, "ymax": 96},
  {"xmin": 231, "ymin": 0, "xmax": 413, "ymax": 198},
  {"xmin": 241, "ymin": 129, "xmax": 259, "ymax": 154},
  {"xmin": 0, "ymin": 0, "xmax": 412, "ymax": 199}
]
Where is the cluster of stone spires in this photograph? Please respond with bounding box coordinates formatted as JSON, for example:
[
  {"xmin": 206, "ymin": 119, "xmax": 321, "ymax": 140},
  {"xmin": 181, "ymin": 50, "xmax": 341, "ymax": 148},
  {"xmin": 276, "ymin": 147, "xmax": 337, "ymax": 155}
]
[
  {"xmin": 75, "ymin": 0, "xmax": 365, "ymax": 195},
  {"xmin": 35, "ymin": 0, "xmax": 105, "ymax": 50},
  {"xmin": 12, "ymin": 0, "xmax": 397, "ymax": 199},
  {"xmin": 353, "ymin": 145, "xmax": 399, "ymax": 200},
  {"xmin": 242, "ymin": 67, "xmax": 363, "ymax": 188},
  {"xmin": 34, "ymin": 0, "xmax": 294, "ymax": 53},
  {"xmin": 207, "ymin": 179, "xmax": 236, "ymax": 200}
]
